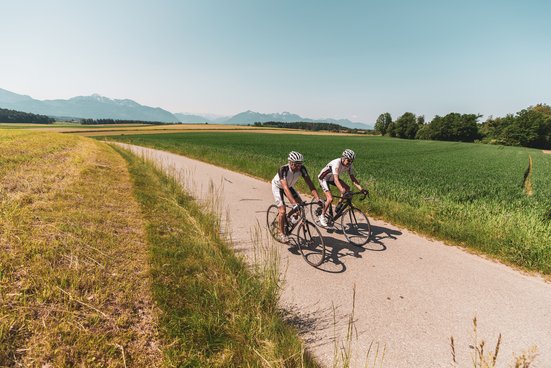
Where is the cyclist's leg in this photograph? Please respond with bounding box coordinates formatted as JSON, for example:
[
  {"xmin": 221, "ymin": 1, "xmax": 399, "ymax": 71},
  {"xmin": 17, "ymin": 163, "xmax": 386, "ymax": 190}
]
[
  {"xmin": 273, "ymin": 186, "xmax": 287, "ymax": 237},
  {"xmin": 319, "ymin": 178, "xmax": 333, "ymax": 216},
  {"xmin": 340, "ymin": 180, "xmax": 351, "ymax": 193},
  {"xmin": 333, "ymin": 180, "xmax": 351, "ymax": 214},
  {"xmin": 317, "ymin": 179, "xmax": 333, "ymax": 227}
]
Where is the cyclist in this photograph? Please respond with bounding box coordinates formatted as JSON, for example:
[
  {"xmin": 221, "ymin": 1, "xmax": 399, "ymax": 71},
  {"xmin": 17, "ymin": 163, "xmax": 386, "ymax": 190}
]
[
  {"xmin": 317, "ymin": 149, "xmax": 367, "ymax": 227},
  {"xmin": 272, "ymin": 151, "xmax": 323, "ymax": 243}
]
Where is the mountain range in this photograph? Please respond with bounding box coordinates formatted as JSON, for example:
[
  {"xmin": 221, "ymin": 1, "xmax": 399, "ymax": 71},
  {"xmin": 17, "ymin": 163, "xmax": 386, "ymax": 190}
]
[
  {"xmin": 220, "ymin": 110, "xmax": 372, "ymax": 129},
  {"xmin": 0, "ymin": 88, "xmax": 372, "ymax": 129},
  {"xmin": 0, "ymin": 88, "xmax": 178, "ymax": 122}
]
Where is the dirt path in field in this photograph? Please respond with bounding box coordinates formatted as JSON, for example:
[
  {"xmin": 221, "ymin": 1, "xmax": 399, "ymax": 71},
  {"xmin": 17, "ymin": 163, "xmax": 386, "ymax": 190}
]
[
  {"xmin": 543, "ymin": 150, "xmax": 551, "ymax": 154},
  {"xmin": 116, "ymin": 143, "xmax": 551, "ymax": 368}
]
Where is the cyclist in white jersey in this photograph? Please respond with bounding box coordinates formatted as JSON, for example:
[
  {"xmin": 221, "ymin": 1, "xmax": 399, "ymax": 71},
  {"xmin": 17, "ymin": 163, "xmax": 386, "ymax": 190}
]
[
  {"xmin": 317, "ymin": 149, "xmax": 366, "ymax": 227},
  {"xmin": 272, "ymin": 151, "xmax": 322, "ymax": 243}
]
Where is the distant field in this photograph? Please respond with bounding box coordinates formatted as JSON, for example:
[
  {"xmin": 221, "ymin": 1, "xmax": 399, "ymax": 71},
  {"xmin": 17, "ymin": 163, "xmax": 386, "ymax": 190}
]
[
  {"xmin": 1, "ymin": 122, "xmax": 362, "ymax": 137},
  {"xmin": 101, "ymin": 132, "xmax": 551, "ymax": 274},
  {"xmin": 0, "ymin": 122, "xmax": 156, "ymax": 130}
]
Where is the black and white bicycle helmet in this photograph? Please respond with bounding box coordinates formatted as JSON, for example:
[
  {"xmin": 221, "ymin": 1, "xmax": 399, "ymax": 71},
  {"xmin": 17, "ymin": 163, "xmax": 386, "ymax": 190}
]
[
  {"xmin": 288, "ymin": 151, "xmax": 304, "ymax": 163},
  {"xmin": 342, "ymin": 149, "xmax": 356, "ymax": 161}
]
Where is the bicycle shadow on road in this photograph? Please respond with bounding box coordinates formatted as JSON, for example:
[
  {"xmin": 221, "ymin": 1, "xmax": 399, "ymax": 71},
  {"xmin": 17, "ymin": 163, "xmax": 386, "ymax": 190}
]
[
  {"xmin": 369, "ymin": 224, "xmax": 402, "ymax": 248},
  {"xmin": 282, "ymin": 237, "xmax": 352, "ymax": 274},
  {"xmin": 315, "ymin": 224, "xmax": 403, "ymax": 273},
  {"xmin": 314, "ymin": 237, "xmax": 362, "ymax": 273}
]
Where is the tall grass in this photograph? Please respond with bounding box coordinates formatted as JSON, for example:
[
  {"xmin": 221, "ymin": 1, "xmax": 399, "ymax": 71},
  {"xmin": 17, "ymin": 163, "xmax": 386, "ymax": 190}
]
[
  {"xmin": 101, "ymin": 132, "xmax": 551, "ymax": 274},
  {"xmin": 114, "ymin": 146, "xmax": 318, "ymax": 367},
  {"xmin": 450, "ymin": 317, "xmax": 537, "ymax": 368}
]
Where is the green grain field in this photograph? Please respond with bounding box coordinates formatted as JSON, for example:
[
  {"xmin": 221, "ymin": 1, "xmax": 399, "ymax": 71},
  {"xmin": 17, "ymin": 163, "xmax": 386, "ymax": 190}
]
[{"xmin": 101, "ymin": 132, "xmax": 551, "ymax": 274}]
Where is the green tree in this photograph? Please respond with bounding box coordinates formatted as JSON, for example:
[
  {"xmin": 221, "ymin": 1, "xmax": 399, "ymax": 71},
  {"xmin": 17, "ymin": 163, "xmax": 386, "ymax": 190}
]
[
  {"xmin": 481, "ymin": 104, "xmax": 551, "ymax": 148},
  {"xmin": 394, "ymin": 112, "xmax": 418, "ymax": 139},
  {"xmin": 374, "ymin": 112, "xmax": 392, "ymax": 135},
  {"xmin": 417, "ymin": 113, "xmax": 480, "ymax": 142},
  {"xmin": 387, "ymin": 121, "xmax": 396, "ymax": 137}
]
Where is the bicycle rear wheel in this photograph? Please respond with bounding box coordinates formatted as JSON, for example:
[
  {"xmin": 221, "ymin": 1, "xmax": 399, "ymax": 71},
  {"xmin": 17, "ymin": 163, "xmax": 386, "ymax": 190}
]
[
  {"xmin": 266, "ymin": 204, "xmax": 281, "ymax": 241},
  {"xmin": 296, "ymin": 220, "xmax": 326, "ymax": 267},
  {"xmin": 340, "ymin": 207, "xmax": 371, "ymax": 246}
]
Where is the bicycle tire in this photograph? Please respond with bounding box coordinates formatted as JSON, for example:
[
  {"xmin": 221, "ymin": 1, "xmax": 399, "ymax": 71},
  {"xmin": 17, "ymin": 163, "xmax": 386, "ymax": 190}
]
[
  {"xmin": 297, "ymin": 220, "xmax": 326, "ymax": 267},
  {"xmin": 266, "ymin": 204, "xmax": 282, "ymax": 242},
  {"xmin": 340, "ymin": 207, "xmax": 371, "ymax": 246}
]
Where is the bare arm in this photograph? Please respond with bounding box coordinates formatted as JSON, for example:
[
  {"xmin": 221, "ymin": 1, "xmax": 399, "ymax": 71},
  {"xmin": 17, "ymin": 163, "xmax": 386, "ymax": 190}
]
[
  {"xmin": 349, "ymin": 174, "xmax": 363, "ymax": 191},
  {"xmin": 303, "ymin": 175, "xmax": 321, "ymax": 201},
  {"xmin": 280, "ymin": 179, "xmax": 298, "ymax": 206}
]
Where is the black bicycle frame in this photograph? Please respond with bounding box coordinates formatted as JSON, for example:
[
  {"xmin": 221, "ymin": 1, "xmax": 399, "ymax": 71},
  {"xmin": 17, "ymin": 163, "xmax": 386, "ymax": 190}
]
[
  {"xmin": 328, "ymin": 191, "xmax": 367, "ymax": 222},
  {"xmin": 329, "ymin": 199, "xmax": 352, "ymax": 222},
  {"xmin": 284, "ymin": 202, "xmax": 313, "ymax": 235}
]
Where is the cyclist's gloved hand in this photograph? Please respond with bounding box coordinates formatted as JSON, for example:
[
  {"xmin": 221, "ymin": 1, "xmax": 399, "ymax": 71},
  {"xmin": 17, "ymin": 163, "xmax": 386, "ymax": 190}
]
[
  {"xmin": 292, "ymin": 203, "xmax": 300, "ymax": 211},
  {"xmin": 361, "ymin": 189, "xmax": 369, "ymax": 195},
  {"xmin": 344, "ymin": 191, "xmax": 353, "ymax": 199}
]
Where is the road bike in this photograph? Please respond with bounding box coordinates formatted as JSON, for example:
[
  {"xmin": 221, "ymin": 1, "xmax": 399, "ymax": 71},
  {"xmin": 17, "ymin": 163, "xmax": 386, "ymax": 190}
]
[
  {"xmin": 266, "ymin": 201, "xmax": 326, "ymax": 267},
  {"xmin": 311, "ymin": 191, "xmax": 371, "ymax": 246}
]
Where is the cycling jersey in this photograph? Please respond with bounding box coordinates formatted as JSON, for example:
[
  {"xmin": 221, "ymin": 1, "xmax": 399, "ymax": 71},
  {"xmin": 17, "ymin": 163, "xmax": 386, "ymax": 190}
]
[
  {"xmin": 318, "ymin": 158, "xmax": 355, "ymax": 182},
  {"xmin": 272, "ymin": 164, "xmax": 309, "ymax": 207},
  {"xmin": 272, "ymin": 164, "xmax": 310, "ymax": 189}
]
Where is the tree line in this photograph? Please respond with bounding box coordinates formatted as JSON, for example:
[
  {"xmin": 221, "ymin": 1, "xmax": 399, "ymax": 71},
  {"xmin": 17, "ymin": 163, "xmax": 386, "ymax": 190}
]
[
  {"xmin": 253, "ymin": 121, "xmax": 369, "ymax": 134},
  {"xmin": 0, "ymin": 108, "xmax": 54, "ymax": 124},
  {"xmin": 374, "ymin": 104, "xmax": 551, "ymax": 149}
]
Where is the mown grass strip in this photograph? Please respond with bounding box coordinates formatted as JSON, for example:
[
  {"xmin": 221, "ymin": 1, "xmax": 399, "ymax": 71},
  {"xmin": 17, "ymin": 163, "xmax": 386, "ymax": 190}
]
[
  {"xmin": 115, "ymin": 146, "xmax": 318, "ymax": 367},
  {"xmin": 0, "ymin": 131, "xmax": 159, "ymax": 367}
]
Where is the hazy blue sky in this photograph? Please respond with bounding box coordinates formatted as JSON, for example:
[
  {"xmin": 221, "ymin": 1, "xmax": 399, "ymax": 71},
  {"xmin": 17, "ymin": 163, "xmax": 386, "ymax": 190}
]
[{"xmin": 1, "ymin": 0, "xmax": 550, "ymax": 123}]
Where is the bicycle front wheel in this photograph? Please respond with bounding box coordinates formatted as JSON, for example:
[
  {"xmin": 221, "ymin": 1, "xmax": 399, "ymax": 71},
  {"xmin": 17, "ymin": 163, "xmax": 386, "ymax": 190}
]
[
  {"xmin": 340, "ymin": 207, "xmax": 371, "ymax": 246},
  {"xmin": 266, "ymin": 204, "xmax": 281, "ymax": 241},
  {"xmin": 297, "ymin": 220, "xmax": 326, "ymax": 267}
]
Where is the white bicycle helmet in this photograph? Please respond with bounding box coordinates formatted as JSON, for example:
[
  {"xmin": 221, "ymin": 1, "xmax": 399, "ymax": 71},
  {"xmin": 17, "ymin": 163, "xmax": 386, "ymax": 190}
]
[
  {"xmin": 342, "ymin": 149, "xmax": 356, "ymax": 161},
  {"xmin": 288, "ymin": 151, "xmax": 304, "ymax": 163}
]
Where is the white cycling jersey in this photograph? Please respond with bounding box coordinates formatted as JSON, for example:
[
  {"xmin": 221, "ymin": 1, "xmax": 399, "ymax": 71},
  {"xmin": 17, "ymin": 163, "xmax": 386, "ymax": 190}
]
[
  {"xmin": 272, "ymin": 164, "xmax": 310, "ymax": 189},
  {"xmin": 318, "ymin": 158, "xmax": 355, "ymax": 182}
]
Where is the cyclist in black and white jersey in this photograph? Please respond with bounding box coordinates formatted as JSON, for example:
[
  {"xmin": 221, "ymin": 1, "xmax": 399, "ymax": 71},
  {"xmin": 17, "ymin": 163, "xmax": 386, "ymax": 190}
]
[
  {"xmin": 272, "ymin": 151, "xmax": 322, "ymax": 243},
  {"xmin": 317, "ymin": 149, "xmax": 367, "ymax": 227}
]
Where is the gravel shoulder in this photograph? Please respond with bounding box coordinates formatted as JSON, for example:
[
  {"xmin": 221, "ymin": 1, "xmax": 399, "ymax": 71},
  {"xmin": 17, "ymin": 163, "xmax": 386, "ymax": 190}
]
[{"xmin": 116, "ymin": 142, "xmax": 551, "ymax": 368}]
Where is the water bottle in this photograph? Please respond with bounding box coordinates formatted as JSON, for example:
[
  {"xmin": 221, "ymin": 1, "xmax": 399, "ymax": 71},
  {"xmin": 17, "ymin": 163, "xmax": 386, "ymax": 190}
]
[{"xmin": 289, "ymin": 213, "xmax": 299, "ymax": 225}]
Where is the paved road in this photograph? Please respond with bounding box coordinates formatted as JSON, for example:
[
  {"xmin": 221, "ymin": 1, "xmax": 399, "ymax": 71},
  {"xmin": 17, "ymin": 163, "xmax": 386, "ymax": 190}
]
[{"xmin": 116, "ymin": 143, "xmax": 551, "ymax": 367}]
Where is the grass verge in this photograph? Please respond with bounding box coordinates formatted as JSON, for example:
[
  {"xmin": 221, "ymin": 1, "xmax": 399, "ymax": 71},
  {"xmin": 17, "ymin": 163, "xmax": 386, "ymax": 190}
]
[
  {"xmin": 0, "ymin": 131, "xmax": 159, "ymax": 366},
  {"xmin": 114, "ymin": 145, "xmax": 318, "ymax": 367}
]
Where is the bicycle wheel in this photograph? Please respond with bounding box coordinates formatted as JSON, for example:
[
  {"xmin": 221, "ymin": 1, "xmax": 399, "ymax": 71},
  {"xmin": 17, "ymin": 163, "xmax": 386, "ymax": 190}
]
[
  {"xmin": 296, "ymin": 220, "xmax": 326, "ymax": 267},
  {"xmin": 266, "ymin": 204, "xmax": 281, "ymax": 241},
  {"xmin": 340, "ymin": 207, "xmax": 371, "ymax": 246}
]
